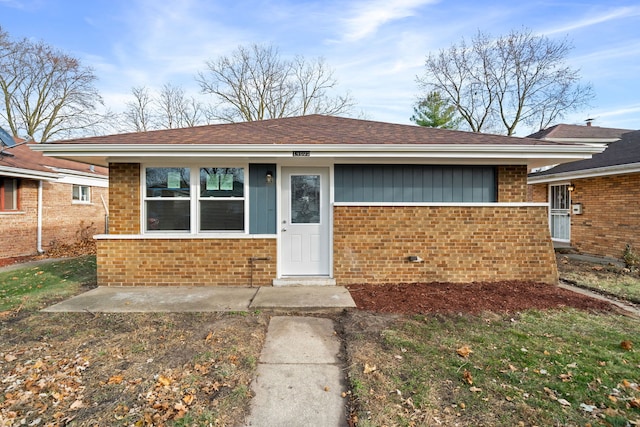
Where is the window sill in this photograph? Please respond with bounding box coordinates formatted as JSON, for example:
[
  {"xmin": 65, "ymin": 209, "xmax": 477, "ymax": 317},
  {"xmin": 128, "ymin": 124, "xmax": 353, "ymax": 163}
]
[
  {"xmin": 0, "ymin": 210, "xmax": 24, "ymax": 215},
  {"xmin": 94, "ymin": 234, "xmax": 277, "ymax": 240}
]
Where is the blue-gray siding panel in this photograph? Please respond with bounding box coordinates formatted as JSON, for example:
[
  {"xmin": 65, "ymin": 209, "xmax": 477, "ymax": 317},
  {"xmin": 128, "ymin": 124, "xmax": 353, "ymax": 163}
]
[
  {"xmin": 335, "ymin": 165, "xmax": 497, "ymax": 203},
  {"xmin": 249, "ymin": 164, "xmax": 277, "ymax": 234}
]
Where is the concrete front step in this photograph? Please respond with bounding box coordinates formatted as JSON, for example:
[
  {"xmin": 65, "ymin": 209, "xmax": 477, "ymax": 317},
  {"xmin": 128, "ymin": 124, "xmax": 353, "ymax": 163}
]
[{"xmin": 273, "ymin": 277, "xmax": 337, "ymax": 287}]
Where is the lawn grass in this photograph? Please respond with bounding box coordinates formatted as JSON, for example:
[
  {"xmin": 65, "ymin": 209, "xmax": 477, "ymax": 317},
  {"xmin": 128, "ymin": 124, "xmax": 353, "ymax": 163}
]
[
  {"xmin": 346, "ymin": 310, "xmax": 640, "ymax": 426},
  {"xmin": 0, "ymin": 255, "xmax": 96, "ymax": 312},
  {"xmin": 561, "ymin": 266, "xmax": 640, "ymax": 304}
]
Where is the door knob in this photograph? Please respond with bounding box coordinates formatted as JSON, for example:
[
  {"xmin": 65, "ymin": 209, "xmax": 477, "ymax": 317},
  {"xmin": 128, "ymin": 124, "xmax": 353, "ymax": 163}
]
[{"xmin": 282, "ymin": 227, "xmax": 287, "ymax": 232}]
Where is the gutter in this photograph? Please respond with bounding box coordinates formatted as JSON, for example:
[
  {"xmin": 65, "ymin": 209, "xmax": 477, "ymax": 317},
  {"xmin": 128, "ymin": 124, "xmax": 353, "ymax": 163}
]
[
  {"xmin": 37, "ymin": 180, "xmax": 44, "ymax": 254},
  {"xmin": 528, "ymin": 162, "xmax": 640, "ymax": 184}
]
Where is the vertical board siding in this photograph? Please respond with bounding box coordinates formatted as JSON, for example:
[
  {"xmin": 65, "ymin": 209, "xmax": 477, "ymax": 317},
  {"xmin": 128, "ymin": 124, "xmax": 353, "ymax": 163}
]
[
  {"xmin": 335, "ymin": 165, "xmax": 497, "ymax": 203},
  {"xmin": 249, "ymin": 164, "xmax": 277, "ymax": 234}
]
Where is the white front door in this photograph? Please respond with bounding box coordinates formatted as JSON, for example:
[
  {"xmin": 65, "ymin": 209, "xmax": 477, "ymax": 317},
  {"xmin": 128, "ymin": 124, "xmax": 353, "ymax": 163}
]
[
  {"xmin": 550, "ymin": 184, "xmax": 571, "ymax": 242},
  {"xmin": 280, "ymin": 167, "xmax": 330, "ymax": 276}
]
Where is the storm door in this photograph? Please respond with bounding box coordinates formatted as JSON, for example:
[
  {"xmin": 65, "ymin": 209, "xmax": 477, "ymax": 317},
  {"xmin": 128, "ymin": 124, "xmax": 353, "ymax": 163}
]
[
  {"xmin": 280, "ymin": 167, "xmax": 330, "ymax": 276},
  {"xmin": 550, "ymin": 184, "xmax": 571, "ymax": 242}
]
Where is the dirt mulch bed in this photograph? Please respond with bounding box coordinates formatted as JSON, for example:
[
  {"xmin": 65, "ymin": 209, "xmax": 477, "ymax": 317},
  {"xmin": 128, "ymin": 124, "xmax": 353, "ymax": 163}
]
[{"xmin": 347, "ymin": 280, "xmax": 616, "ymax": 314}]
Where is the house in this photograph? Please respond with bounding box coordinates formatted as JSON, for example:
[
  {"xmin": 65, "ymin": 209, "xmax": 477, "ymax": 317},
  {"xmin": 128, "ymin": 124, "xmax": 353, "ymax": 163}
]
[
  {"xmin": 0, "ymin": 129, "xmax": 109, "ymax": 261},
  {"xmin": 30, "ymin": 115, "xmax": 602, "ymax": 287},
  {"xmin": 528, "ymin": 123, "xmax": 638, "ymax": 259}
]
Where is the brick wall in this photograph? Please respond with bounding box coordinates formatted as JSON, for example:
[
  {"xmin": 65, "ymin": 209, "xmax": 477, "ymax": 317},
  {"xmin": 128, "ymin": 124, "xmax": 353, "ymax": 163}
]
[
  {"xmin": 568, "ymin": 173, "xmax": 640, "ymax": 259},
  {"xmin": 498, "ymin": 165, "xmax": 528, "ymax": 202},
  {"xmin": 96, "ymin": 238, "xmax": 276, "ymax": 286},
  {"xmin": 1, "ymin": 180, "xmax": 39, "ymax": 258},
  {"xmin": 109, "ymin": 163, "xmax": 140, "ymax": 234},
  {"xmin": 333, "ymin": 205, "xmax": 558, "ymax": 284},
  {"xmin": 41, "ymin": 181, "xmax": 108, "ymax": 250},
  {"xmin": 528, "ymin": 183, "xmax": 548, "ymax": 203},
  {"xmin": 0, "ymin": 179, "xmax": 108, "ymax": 259}
]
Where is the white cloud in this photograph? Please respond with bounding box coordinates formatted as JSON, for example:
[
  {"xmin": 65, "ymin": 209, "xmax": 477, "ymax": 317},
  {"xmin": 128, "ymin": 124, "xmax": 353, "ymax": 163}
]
[
  {"xmin": 543, "ymin": 6, "xmax": 640, "ymax": 35},
  {"xmin": 338, "ymin": 0, "xmax": 437, "ymax": 42}
]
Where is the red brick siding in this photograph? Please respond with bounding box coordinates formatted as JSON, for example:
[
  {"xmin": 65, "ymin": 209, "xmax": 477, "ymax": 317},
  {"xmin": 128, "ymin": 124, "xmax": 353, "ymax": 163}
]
[
  {"xmin": 333, "ymin": 205, "xmax": 558, "ymax": 284},
  {"xmin": 528, "ymin": 183, "xmax": 548, "ymax": 203},
  {"xmin": 498, "ymin": 165, "xmax": 528, "ymax": 202},
  {"xmin": 97, "ymin": 238, "xmax": 276, "ymax": 286},
  {"xmin": 109, "ymin": 163, "xmax": 140, "ymax": 234},
  {"xmin": 1, "ymin": 180, "xmax": 39, "ymax": 258},
  {"xmin": 41, "ymin": 181, "xmax": 108, "ymax": 249},
  {"xmin": 568, "ymin": 174, "xmax": 640, "ymax": 258},
  {"xmin": 0, "ymin": 179, "xmax": 107, "ymax": 259}
]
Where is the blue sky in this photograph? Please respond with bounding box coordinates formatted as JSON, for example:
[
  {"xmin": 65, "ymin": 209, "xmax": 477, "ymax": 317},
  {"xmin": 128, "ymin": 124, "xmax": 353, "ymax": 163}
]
[{"xmin": 1, "ymin": 0, "xmax": 639, "ymax": 136}]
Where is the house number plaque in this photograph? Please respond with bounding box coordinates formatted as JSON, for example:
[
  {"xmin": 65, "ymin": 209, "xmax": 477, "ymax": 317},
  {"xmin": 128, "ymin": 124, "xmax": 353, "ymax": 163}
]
[{"xmin": 292, "ymin": 151, "xmax": 310, "ymax": 157}]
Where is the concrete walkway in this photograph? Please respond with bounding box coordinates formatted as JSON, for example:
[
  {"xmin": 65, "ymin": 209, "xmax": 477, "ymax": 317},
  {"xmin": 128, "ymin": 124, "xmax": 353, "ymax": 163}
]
[
  {"xmin": 41, "ymin": 285, "xmax": 356, "ymax": 313},
  {"xmin": 245, "ymin": 316, "xmax": 348, "ymax": 427}
]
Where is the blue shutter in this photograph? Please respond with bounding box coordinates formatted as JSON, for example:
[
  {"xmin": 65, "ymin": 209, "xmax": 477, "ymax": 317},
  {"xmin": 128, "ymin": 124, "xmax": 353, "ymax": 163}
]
[{"xmin": 249, "ymin": 164, "xmax": 277, "ymax": 234}]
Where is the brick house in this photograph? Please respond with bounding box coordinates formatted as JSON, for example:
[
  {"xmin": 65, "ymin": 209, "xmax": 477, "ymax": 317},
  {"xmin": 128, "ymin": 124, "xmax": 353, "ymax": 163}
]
[
  {"xmin": 0, "ymin": 136, "xmax": 108, "ymax": 260},
  {"xmin": 31, "ymin": 115, "xmax": 602, "ymax": 286},
  {"xmin": 528, "ymin": 124, "xmax": 639, "ymax": 259}
]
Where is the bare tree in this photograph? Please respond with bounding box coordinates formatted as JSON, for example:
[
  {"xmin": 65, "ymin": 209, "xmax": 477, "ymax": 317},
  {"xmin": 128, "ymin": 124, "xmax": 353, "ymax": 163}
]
[
  {"xmin": 0, "ymin": 27, "xmax": 104, "ymax": 142},
  {"xmin": 124, "ymin": 86, "xmax": 155, "ymax": 132},
  {"xmin": 123, "ymin": 84, "xmax": 208, "ymax": 131},
  {"xmin": 156, "ymin": 83, "xmax": 205, "ymax": 129},
  {"xmin": 418, "ymin": 29, "xmax": 594, "ymax": 135},
  {"xmin": 196, "ymin": 43, "xmax": 355, "ymax": 122}
]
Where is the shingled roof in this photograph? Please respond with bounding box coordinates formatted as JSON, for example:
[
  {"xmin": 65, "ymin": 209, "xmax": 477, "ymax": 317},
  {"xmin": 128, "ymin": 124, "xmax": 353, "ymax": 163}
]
[
  {"xmin": 50, "ymin": 115, "xmax": 560, "ymax": 146},
  {"xmin": 528, "ymin": 124, "xmax": 632, "ymax": 141},
  {"xmin": 530, "ymin": 129, "xmax": 640, "ymax": 177},
  {"xmin": 0, "ymin": 142, "xmax": 108, "ymax": 179}
]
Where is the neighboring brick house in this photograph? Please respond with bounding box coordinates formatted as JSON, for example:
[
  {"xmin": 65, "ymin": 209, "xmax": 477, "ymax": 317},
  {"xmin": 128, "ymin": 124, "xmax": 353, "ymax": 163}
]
[
  {"xmin": 0, "ymin": 136, "xmax": 108, "ymax": 261},
  {"xmin": 528, "ymin": 123, "xmax": 638, "ymax": 259},
  {"xmin": 32, "ymin": 115, "xmax": 601, "ymax": 287}
]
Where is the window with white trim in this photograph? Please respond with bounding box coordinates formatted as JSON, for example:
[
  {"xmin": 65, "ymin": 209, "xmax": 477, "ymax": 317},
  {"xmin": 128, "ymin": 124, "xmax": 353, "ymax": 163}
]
[
  {"xmin": 0, "ymin": 178, "xmax": 18, "ymax": 210},
  {"xmin": 72, "ymin": 184, "xmax": 91, "ymax": 203},
  {"xmin": 144, "ymin": 166, "xmax": 245, "ymax": 232}
]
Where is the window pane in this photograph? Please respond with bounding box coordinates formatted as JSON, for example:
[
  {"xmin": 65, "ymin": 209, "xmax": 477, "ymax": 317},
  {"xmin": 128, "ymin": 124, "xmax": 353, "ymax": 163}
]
[
  {"xmin": 200, "ymin": 200, "xmax": 244, "ymax": 231},
  {"xmin": 146, "ymin": 167, "xmax": 190, "ymax": 197},
  {"xmin": 3, "ymin": 179, "xmax": 17, "ymax": 210},
  {"xmin": 73, "ymin": 185, "xmax": 90, "ymax": 201},
  {"xmin": 200, "ymin": 168, "xmax": 244, "ymax": 198},
  {"xmin": 146, "ymin": 200, "xmax": 190, "ymax": 231},
  {"xmin": 291, "ymin": 175, "xmax": 320, "ymax": 224}
]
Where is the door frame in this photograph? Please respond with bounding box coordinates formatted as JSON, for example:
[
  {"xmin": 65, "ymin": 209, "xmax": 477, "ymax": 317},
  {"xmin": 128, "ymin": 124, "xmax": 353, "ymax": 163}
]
[
  {"xmin": 548, "ymin": 183, "xmax": 571, "ymax": 243},
  {"xmin": 277, "ymin": 165, "xmax": 333, "ymax": 278}
]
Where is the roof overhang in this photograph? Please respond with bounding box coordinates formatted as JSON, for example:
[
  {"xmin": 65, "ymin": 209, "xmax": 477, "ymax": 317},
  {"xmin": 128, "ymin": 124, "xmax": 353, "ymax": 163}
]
[
  {"xmin": 528, "ymin": 162, "xmax": 640, "ymax": 184},
  {"xmin": 0, "ymin": 165, "xmax": 59, "ymax": 181},
  {"xmin": 30, "ymin": 143, "xmax": 605, "ymax": 169}
]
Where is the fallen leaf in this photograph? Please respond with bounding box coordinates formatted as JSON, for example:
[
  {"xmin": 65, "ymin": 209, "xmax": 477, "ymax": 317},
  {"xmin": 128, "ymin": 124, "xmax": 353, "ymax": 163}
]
[
  {"xmin": 621, "ymin": 340, "xmax": 633, "ymax": 351},
  {"xmin": 363, "ymin": 363, "xmax": 377, "ymax": 374},
  {"xmin": 157, "ymin": 375, "xmax": 172, "ymax": 386},
  {"xmin": 469, "ymin": 386, "xmax": 482, "ymax": 393},
  {"xmin": 630, "ymin": 398, "xmax": 640, "ymax": 408},
  {"xmin": 559, "ymin": 372, "xmax": 573, "ymax": 382},
  {"xmin": 580, "ymin": 403, "xmax": 597, "ymax": 412},
  {"xmin": 182, "ymin": 394, "xmax": 195, "ymax": 405},
  {"xmin": 463, "ymin": 369, "xmax": 473, "ymax": 385},
  {"xmin": 69, "ymin": 400, "xmax": 84, "ymax": 410},
  {"xmin": 557, "ymin": 398, "xmax": 571, "ymax": 406},
  {"xmin": 108, "ymin": 374, "xmax": 124, "ymax": 385},
  {"xmin": 205, "ymin": 331, "xmax": 213, "ymax": 342},
  {"xmin": 4, "ymin": 354, "xmax": 17, "ymax": 362},
  {"xmin": 324, "ymin": 386, "xmax": 330, "ymax": 392},
  {"xmin": 457, "ymin": 346, "xmax": 473, "ymax": 358}
]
